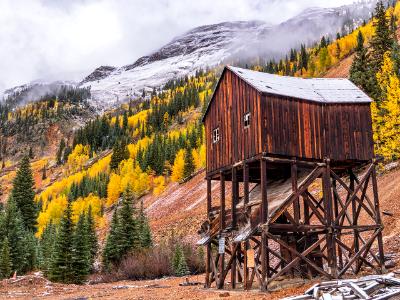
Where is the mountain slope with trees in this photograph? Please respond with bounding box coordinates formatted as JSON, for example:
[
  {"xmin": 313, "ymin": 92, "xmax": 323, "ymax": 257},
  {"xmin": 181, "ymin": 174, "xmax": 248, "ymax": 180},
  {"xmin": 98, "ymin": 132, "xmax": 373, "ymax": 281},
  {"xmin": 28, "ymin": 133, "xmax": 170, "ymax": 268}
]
[{"xmin": 0, "ymin": 0, "xmax": 400, "ymax": 286}]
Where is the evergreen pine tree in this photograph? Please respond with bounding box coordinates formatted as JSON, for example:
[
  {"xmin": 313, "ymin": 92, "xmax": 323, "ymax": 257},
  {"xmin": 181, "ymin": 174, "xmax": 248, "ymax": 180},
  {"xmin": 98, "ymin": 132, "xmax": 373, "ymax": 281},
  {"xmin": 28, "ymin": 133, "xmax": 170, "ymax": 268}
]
[
  {"xmin": 28, "ymin": 146, "xmax": 34, "ymax": 159},
  {"xmin": 183, "ymin": 147, "xmax": 195, "ymax": 179},
  {"xmin": 370, "ymin": 1, "xmax": 394, "ymax": 73},
  {"xmin": 110, "ymin": 141, "xmax": 129, "ymax": 171},
  {"xmin": 56, "ymin": 138, "xmax": 66, "ymax": 165},
  {"xmin": 118, "ymin": 186, "xmax": 140, "ymax": 253},
  {"xmin": 122, "ymin": 111, "xmax": 128, "ymax": 132},
  {"xmin": 71, "ymin": 213, "xmax": 90, "ymax": 284},
  {"xmin": 110, "ymin": 142, "xmax": 122, "ymax": 171},
  {"xmin": 138, "ymin": 200, "xmax": 152, "ymax": 248},
  {"xmin": 23, "ymin": 232, "xmax": 37, "ymax": 272},
  {"xmin": 49, "ymin": 201, "xmax": 74, "ymax": 283},
  {"xmin": 38, "ymin": 221, "xmax": 56, "ymax": 275},
  {"xmin": 172, "ymin": 245, "xmax": 189, "ymax": 277},
  {"xmin": 0, "ymin": 238, "xmax": 12, "ymax": 279},
  {"xmin": 102, "ymin": 210, "xmax": 120, "ymax": 267},
  {"xmin": 85, "ymin": 205, "xmax": 98, "ymax": 267},
  {"xmin": 42, "ymin": 163, "xmax": 47, "ymax": 180},
  {"xmin": 350, "ymin": 31, "xmax": 374, "ymax": 94},
  {"xmin": 11, "ymin": 156, "xmax": 37, "ymax": 232},
  {"xmin": 63, "ymin": 146, "xmax": 72, "ymax": 163},
  {"xmin": 3, "ymin": 197, "xmax": 32, "ymax": 273}
]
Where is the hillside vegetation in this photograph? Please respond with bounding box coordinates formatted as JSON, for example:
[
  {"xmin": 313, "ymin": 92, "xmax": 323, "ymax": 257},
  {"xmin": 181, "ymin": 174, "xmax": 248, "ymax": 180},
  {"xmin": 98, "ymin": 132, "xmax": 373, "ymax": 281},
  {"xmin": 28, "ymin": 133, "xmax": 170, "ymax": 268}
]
[{"xmin": 0, "ymin": 0, "xmax": 400, "ymax": 285}]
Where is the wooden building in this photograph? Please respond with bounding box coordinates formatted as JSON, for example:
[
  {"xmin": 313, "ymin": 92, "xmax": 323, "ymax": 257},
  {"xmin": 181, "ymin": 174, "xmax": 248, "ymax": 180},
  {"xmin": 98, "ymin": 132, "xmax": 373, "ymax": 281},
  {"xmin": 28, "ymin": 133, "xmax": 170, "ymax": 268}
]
[{"xmin": 199, "ymin": 66, "xmax": 385, "ymax": 291}]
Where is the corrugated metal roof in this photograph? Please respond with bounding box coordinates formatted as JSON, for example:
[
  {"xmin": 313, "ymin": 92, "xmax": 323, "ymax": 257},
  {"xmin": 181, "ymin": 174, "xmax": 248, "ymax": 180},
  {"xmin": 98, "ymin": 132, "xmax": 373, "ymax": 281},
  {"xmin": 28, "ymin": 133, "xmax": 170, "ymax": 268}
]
[{"xmin": 228, "ymin": 66, "xmax": 372, "ymax": 103}]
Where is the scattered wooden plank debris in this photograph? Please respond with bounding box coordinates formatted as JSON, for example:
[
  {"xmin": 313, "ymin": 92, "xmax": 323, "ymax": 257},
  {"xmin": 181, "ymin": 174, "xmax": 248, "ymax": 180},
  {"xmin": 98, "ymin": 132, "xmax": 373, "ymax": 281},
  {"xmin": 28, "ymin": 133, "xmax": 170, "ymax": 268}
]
[
  {"xmin": 282, "ymin": 273, "xmax": 400, "ymax": 300},
  {"xmin": 179, "ymin": 277, "xmax": 202, "ymax": 286},
  {"xmin": 382, "ymin": 211, "xmax": 394, "ymax": 217}
]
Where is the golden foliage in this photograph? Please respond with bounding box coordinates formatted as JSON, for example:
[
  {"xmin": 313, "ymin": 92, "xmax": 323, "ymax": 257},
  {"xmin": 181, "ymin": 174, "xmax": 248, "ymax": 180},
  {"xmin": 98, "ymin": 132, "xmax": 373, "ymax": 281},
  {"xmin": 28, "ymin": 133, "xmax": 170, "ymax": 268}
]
[
  {"xmin": 67, "ymin": 144, "xmax": 90, "ymax": 173},
  {"xmin": 153, "ymin": 175, "xmax": 166, "ymax": 196},
  {"xmin": 375, "ymin": 52, "xmax": 400, "ymax": 159},
  {"xmin": 106, "ymin": 172, "xmax": 122, "ymax": 207},
  {"xmin": 171, "ymin": 149, "xmax": 185, "ymax": 182},
  {"xmin": 37, "ymin": 194, "xmax": 68, "ymax": 237},
  {"xmin": 71, "ymin": 193, "xmax": 104, "ymax": 226}
]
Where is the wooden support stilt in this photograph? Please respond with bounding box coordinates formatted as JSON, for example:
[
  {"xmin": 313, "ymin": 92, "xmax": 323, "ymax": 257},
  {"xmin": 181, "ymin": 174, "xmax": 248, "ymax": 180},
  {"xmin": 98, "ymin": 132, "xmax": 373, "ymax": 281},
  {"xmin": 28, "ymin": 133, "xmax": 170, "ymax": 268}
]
[
  {"xmin": 371, "ymin": 164, "xmax": 386, "ymax": 274},
  {"xmin": 243, "ymin": 241, "xmax": 248, "ymax": 290},
  {"xmin": 332, "ymin": 180, "xmax": 343, "ymax": 271},
  {"xmin": 206, "ymin": 243, "xmax": 211, "ymax": 288},
  {"xmin": 323, "ymin": 160, "xmax": 337, "ymax": 277},
  {"xmin": 220, "ymin": 172, "xmax": 226, "ymax": 234},
  {"xmin": 292, "ymin": 160, "xmax": 300, "ymax": 224},
  {"xmin": 207, "ymin": 177, "xmax": 212, "ymax": 218},
  {"xmin": 205, "ymin": 177, "xmax": 212, "ymax": 288},
  {"xmin": 243, "ymin": 162, "xmax": 250, "ymax": 289},
  {"xmin": 260, "ymin": 159, "xmax": 268, "ymax": 291},
  {"xmin": 202, "ymin": 159, "xmax": 384, "ymax": 290},
  {"xmin": 231, "ymin": 243, "xmax": 236, "ymax": 289},
  {"xmin": 232, "ymin": 166, "xmax": 238, "ymax": 229},
  {"xmin": 218, "ymin": 172, "xmax": 226, "ymax": 289},
  {"xmin": 349, "ymin": 170, "xmax": 360, "ymax": 272}
]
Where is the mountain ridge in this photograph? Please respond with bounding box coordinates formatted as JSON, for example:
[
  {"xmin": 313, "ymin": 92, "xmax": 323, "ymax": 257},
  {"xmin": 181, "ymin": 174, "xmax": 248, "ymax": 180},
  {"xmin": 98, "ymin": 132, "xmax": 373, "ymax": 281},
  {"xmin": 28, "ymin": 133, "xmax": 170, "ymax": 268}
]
[{"xmin": 2, "ymin": 1, "xmax": 378, "ymax": 112}]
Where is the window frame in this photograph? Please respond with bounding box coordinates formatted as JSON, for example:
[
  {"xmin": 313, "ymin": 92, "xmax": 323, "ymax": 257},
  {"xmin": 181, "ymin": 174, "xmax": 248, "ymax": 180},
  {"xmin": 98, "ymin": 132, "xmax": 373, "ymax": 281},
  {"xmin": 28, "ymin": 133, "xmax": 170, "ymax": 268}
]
[
  {"xmin": 244, "ymin": 112, "xmax": 251, "ymax": 129},
  {"xmin": 212, "ymin": 127, "xmax": 220, "ymax": 144}
]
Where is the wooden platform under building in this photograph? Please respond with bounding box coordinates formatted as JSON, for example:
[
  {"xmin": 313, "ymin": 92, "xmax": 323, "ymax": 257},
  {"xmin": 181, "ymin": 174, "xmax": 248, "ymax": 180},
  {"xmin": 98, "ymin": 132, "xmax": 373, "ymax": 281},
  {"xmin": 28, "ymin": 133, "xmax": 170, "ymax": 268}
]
[{"xmin": 199, "ymin": 66, "xmax": 385, "ymax": 291}]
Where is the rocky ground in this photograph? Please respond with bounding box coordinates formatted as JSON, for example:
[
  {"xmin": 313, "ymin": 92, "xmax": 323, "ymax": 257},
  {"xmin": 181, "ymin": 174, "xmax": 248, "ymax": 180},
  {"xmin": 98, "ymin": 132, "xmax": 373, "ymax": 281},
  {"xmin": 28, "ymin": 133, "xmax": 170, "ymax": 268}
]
[{"xmin": 0, "ymin": 273, "xmax": 317, "ymax": 300}]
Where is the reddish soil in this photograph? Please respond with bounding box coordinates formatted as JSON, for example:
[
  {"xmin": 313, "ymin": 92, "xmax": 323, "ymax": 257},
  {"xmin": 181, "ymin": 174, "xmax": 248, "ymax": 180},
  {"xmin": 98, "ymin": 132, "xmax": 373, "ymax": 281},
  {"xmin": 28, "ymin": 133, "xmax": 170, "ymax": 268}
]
[
  {"xmin": 324, "ymin": 54, "xmax": 354, "ymax": 78},
  {"xmin": 0, "ymin": 273, "xmax": 315, "ymax": 300}
]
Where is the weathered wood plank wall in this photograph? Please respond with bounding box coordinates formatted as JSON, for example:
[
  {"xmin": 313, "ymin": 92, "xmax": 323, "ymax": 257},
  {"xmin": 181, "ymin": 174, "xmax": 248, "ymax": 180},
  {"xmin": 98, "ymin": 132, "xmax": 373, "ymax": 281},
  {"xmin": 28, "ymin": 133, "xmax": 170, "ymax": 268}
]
[{"xmin": 205, "ymin": 69, "xmax": 373, "ymax": 174}]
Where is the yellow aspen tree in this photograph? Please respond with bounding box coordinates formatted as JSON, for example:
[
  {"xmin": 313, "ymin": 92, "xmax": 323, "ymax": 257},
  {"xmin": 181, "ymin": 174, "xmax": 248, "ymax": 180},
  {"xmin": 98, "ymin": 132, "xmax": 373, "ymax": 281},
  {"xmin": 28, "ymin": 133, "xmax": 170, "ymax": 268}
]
[
  {"xmin": 67, "ymin": 144, "xmax": 90, "ymax": 173},
  {"xmin": 376, "ymin": 52, "xmax": 394, "ymax": 98},
  {"xmin": 198, "ymin": 144, "xmax": 206, "ymax": 168},
  {"xmin": 171, "ymin": 149, "xmax": 185, "ymax": 182},
  {"xmin": 107, "ymin": 173, "xmax": 122, "ymax": 207},
  {"xmin": 36, "ymin": 194, "xmax": 68, "ymax": 237},
  {"xmin": 153, "ymin": 176, "xmax": 166, "ymax": 196},
  {"xmin": 380, "ymin": 74, "xmax": 400, "ymax": 159},
  {"xmin": 375, "ymin": 52, "xmax": 400, "ymax": 159},
  {"xmin": 71, "ymin": 193, "xmax": 102, "ymax": 224},
  {"xmin": 133, "ymin": 168, "xmax": 150, "ymax": 197}
]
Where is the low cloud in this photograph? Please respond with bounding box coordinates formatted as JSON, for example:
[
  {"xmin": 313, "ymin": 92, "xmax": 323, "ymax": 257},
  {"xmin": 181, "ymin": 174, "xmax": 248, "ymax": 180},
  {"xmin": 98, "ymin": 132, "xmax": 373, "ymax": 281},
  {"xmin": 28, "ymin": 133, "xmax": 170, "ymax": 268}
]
[{"xmin": 0, "ymin": 0, "xmax": 356, "ymax": 92}]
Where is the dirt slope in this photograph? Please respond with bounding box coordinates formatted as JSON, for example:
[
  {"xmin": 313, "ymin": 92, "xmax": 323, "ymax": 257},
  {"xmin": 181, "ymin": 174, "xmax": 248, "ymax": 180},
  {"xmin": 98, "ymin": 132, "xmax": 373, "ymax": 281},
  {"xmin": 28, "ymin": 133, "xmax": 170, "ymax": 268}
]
[
  {"xmin": 324, "ymin": 54, "xmax": 354, "ymax": 78},
  {"xmin": 144, "ymin": 162, "xmax": 400, "ymax": 253},
  {"xmin": 143, "ymin": 170, "xmax": 228, "ymax": 244}
]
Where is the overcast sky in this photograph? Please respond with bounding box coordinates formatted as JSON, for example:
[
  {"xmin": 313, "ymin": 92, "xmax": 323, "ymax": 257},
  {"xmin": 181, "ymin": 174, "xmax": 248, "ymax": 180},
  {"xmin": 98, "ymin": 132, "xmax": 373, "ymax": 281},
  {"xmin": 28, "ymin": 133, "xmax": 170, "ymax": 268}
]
[{"xmin": 0, "ymin": 0, "xmax": 356, "ymax": 92}]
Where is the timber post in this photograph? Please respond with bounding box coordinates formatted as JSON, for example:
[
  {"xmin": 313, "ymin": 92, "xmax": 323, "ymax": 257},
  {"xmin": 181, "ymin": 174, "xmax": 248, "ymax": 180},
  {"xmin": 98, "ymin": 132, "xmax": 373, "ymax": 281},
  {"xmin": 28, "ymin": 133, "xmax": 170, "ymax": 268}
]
[{"xmin": 199, "ymin": 66, "xmax": 384, "ymax": 291}]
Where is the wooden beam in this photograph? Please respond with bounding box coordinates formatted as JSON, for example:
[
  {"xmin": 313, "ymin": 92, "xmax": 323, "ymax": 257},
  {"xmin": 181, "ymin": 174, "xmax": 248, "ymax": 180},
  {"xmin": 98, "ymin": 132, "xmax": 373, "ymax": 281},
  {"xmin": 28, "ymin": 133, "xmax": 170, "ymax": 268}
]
[
  {"xmin": 269, "ymin": 166, "xmax": 322, "ymax": 224},
  {"xmin": 265, "ymin": 232, "xmax": 332, "ymax": 278},
  {"xmin": 291, "ymin": 160, "xmax": 300, "ymax": 225},
  {"xmin": 349, "ymin": 170, "xmax": 360, "ymax": 272},
  {"xmin": 231, "ymin": 243, "xmax": 236, "ymax": 289},
  {"xmin": 207, "ymin": 178, "xmax": 212, "ymax": 219},
  {"xmin": 243, "ymin": 241, "xmax": 248, "ymax": 290},
  {"xmin": 205, "ymin": 243, "xmax": 211, "ymax": 288},
  {"xmin": 338, "ymin": 229, "xmax": 381, "ymax": 277},
  {"xmin": 232, "ymin": 166, "xmax": 238, "ymax": 229},
  {"xmin": 260, "ymin": 158, "xmax": 268, "ymax": 291},
  {"xmin": 220, "ymin": 172, "xmax": 226, "ymax": 234},
  {"xmin": 322, "ymin": 161, "xmax": 337, "ymax": 277},
  {"xmin": 243, "ymin": 162, "xmax": 249, "ymax": 218},
  {"xmin": 332, "ymin": 164, "xmax": 374, "ymax": 224},
  {"xmin": 371, "ymin": 165, "xmax": 386, "ymax": 273}
]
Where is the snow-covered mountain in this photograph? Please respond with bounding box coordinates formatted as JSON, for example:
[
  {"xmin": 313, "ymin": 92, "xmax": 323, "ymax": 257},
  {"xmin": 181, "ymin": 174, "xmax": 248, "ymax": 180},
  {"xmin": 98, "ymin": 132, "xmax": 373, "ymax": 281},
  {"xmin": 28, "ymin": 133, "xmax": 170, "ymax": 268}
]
[
  {"xmin": 79, "ymin": 1, "xmax": 378, "ymax": 110},
  {"xmin": 2, "ymin": 1, "xmax": 379, "ymax": 111}
]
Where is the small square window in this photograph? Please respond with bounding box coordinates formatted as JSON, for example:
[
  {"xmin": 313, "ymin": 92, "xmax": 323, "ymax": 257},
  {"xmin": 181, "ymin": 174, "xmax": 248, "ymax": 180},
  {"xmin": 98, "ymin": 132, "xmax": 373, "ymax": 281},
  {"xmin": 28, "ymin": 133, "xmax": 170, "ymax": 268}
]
[
  {"xmin": 212, "ymin": 127, "xmax": 220, "ymax": 143},
  {"xmin": 244, "ymin": 112, "xmax": 251, "ymax": 128}
]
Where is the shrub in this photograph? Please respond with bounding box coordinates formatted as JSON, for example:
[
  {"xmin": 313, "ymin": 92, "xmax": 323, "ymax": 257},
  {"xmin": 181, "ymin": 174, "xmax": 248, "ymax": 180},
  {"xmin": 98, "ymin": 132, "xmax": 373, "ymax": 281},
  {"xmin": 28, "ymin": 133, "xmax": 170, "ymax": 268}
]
[{"xmin": 97, "ymin": 238, "xmax": 205, "ymax": 282}]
